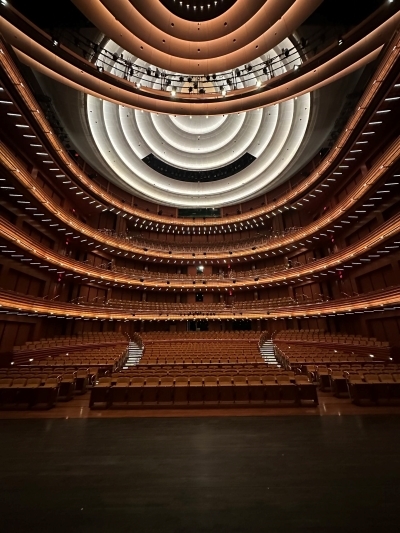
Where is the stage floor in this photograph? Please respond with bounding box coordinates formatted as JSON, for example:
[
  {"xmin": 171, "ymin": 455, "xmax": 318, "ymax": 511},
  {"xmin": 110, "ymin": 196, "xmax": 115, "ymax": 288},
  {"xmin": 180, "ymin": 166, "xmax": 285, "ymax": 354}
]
[{"xmin": 1, "ymin": 414, "xmax": 399, "ymax": 532}]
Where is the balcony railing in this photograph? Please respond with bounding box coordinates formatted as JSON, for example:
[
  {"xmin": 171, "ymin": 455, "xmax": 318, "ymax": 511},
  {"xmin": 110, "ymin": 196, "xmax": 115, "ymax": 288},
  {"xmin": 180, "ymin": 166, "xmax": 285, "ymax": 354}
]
[{"xmin": 97, "ymin": 227, "xmax": 302, "ymax": 253}]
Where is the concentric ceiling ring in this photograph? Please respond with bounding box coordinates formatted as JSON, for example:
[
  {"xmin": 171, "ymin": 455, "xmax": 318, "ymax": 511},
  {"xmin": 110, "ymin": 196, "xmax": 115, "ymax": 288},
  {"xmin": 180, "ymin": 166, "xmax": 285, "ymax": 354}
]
[{"xmin": 86, "ymin": 38, "xmax": 311, "ymax": 207}]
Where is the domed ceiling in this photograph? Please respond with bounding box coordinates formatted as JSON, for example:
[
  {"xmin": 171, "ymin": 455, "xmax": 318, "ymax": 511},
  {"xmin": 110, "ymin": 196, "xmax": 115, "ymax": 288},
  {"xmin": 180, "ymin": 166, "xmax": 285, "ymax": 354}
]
[
  {"xmin": 9, "ymin": 0, "xmax": 381, "ymax": 208},
  {"xmin": 85, "ymin": 36, "xmax": 310, "ymax": 207}
]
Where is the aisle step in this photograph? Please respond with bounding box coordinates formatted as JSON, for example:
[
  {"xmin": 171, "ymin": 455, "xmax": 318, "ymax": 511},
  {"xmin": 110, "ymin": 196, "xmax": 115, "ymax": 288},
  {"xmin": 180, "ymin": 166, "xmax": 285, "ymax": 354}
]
[
  {"xmin": 260, "ymin": 339, "xmax": 280, "ymax": 367},
  {"xmin": 123, "ymin": 341, "xmax": 143, "ymax": 368}
]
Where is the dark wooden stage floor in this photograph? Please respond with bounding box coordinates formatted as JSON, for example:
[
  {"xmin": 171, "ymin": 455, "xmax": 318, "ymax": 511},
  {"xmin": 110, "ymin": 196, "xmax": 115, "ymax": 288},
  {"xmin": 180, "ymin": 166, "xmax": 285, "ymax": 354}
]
[{"xmin": 1, "ymin": 412, "xmax": 399, "ymax": 532}]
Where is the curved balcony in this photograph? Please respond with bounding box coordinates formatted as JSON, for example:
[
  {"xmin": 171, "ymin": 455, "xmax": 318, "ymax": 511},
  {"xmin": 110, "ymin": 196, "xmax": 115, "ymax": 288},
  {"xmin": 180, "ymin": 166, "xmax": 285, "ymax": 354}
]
[
  {"xmin": 72, "ymin": 0, "xmax": 318, "ymax": 74},
  {"xmin": 2, "ymin": 2, "xmax": 398, "ymax": 114},
  {"xmin": 110, "ymin": 263, "xmax": 290, "ymax": 282},
  {"xmin": 1, "ymin": 133, "xmax": 398, "ymax": 261},
  {"xmin": 1, "ymin": 211, "xmax": 399, "ymax": 289},
  {"xmin": 0, "ymin": 287, "xmax": 399, "ymax": 321},
  {"xmin": 104, "ymin": 297, "xmax": 299, "ymax": 314},
  {"xmin": 0, "ymin": 32, "xmax": 398, "ymax": 227},
  {"xmin": 98, "ymin": 227, "xmax": 301, "ymax": 254}
]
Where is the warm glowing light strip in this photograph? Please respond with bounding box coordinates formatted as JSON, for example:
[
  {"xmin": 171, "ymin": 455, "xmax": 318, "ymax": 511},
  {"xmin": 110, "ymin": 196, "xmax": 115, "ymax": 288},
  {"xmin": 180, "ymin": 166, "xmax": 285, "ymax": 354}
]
[
  {"xmin": 0, "ymin": 211, "xmax": 399, "ymax": 288},
  {"xmin": 73, "ymin": 0, "xmax": 316, "ymax": 74},
  {"xmin": 0, "ymin": 287, "xmax": 399, "ymax": 320},
  {"xmin": 1, "ymin": 134, "xmax": 398, "ymax": 260},
  {"xmin": 0, "ymin": 33, "xmax": 398, "ymax": 227}
]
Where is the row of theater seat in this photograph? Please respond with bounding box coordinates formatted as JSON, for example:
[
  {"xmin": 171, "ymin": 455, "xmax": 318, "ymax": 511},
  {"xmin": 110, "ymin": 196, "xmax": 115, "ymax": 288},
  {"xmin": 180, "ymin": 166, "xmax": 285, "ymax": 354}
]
[
  {"xmin": 274, "ymin": 343, "xmax": 387, "ymax": 369},
  {"xmin": 139, "ymin": 358, "xmax": 264, "ymax": 365},
  {"xmin": 15, "ymin": 332, "xmax": 127, "ymax": 352},
  {"xmin": 0, "ymin": 369, "xmax": 91, "ymax": 409},
  {"xmin": 275, "ymin": 330, "xmax": 389, "ymax": 347},
  {"xmin": 141, "ymin": 331, "xmax": 259, "ymax": 340},
  {"xmin": 347, "ymin": 372, "xmax": 400, "ymax": 404},
  {"xmin": 312, "ymin": 365, "xmax": 400, "ymax": 398},
  {"xmin": 124, "ymin": 365, "xmax": 279, "ymax": 375},
  {"xmin": 90, "ymin": 374, "xmax": 318, "ymax": 408},
  {"xmin": 306, "ymin": 363, "xmax": 397, "ymax": 385},
  {"xmin": 24, "ymin": 346, "xmax": 128, "ymax": 371}
]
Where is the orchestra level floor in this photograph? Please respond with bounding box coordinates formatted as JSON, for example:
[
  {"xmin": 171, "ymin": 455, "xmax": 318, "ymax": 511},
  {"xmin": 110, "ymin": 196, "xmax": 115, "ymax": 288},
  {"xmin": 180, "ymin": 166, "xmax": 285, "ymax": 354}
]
[{"xmin": 1, "ymin": 412, "xmax": 399, "ymax": 532}]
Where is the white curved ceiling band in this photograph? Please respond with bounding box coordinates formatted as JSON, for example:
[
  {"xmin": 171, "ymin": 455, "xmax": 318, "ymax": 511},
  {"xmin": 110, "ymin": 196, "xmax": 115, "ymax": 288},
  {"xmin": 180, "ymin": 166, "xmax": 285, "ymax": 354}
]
[
  {"xmin": 87, "ymin": 90, "xmax": 310, "ymax": 206},
  {"xmin": 84, "ymin": 39, "xmax": 311, "ymax": 206}
]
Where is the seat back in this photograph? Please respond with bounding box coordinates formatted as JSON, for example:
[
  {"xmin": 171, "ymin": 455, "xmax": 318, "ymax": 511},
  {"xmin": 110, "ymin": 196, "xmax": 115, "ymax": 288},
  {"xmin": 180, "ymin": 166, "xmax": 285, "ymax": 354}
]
[
  {"xmin": 98, "ymin": 377, "xmax": 112, "ymax": 385},
  {"xmin": 175, "ymin": 377, "xmax": 189, "ymax": 385},
  {"xmin": 160, "ymin": 377, "xmax": 174, "ymax": 386},
  {"xmin": 11, "ymin": 378, "xmax": 27, "ymax": 387},
  {"xmin": 130, "ymin": 377, "xmax": 145, "ymax": 386},
  {"xmin": 26, "ymin": 378, "xmax": 41, "ymax": 387},
  {"xmin": 295, "ymin": 375, "xmax": 310, "ymax": 384},
  {"xmin": 378, "ymin": 373, "xmax": 394, "ymax": 383},
  {"xmin": 145, "ymin": 377, "xmax": 160, "ymax": 385},
  {"xmin": 262, "ymin": 375, "xmax": 276, "ymax": 383},
  {"xmin": 116, "ymin": 377, "xmax": 130, "ymax": 385},
  {"xmin": 44, "ymin": 377, "xmax": 59, "ymax": 386},
  {"xmin": 277, "ymin": 374, "xmax": 291, "ymax": 384},
  {"xmin": 364, "ymin": 373, "xmax": 380, "ymax": 383}
]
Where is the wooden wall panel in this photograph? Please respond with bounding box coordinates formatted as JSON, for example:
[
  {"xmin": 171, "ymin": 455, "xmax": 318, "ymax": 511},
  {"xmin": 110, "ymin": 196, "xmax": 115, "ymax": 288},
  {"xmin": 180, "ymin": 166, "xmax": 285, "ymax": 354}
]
[
  {"xmin": 0, "ymin": 321, "xmax": 35, "ymax": 353},
  {"xmin": 5, "ymin": 269, "xmax": 46, "ymax": 297},
  {"xmin": 355, "ymin": 265, "xmax": 395, "ymax": 293}
]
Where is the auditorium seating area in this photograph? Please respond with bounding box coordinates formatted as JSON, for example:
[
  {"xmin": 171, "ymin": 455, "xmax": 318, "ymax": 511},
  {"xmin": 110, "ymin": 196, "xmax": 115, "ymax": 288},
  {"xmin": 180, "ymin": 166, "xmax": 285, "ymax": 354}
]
[
  {"xmin": 2, "ymin": 328, "xmax": 399, "ymax": 411},
  {"xmin": 86, "ymin": 331, "xmax": 319, "ymax": 408},
  {"xmin": 275, "ymin": 329, "xmax": 390, "ymax": 347},
  {"xmin": 0, "ymin": 367, "xmax": 90, "ymax": 408},
  {"xmin": 11, "ymin": 332, "xmax": 129, "ymax": 366},
  {"xmin": 273, "ymin": 340, "xmax": 400, "ymax": 404},
  {"xmin": 0, "ymin": 341, "xmax": 129, "ymax": 409},
  {"xmin": 275, "ymin": 344, "xmax": 388, "ymax": 368},
  {"xmin": 140, "ymin": 331, "xmax": 261, "ymax": 362},
  {"xmin": 346, "ymin": 369, "xmax": 400, "ymax": 404},
  {"xmin": 13, "ymin": 331, "xmax": 127, "ymax": 353},
  {"xmin": 25, "ymin": 345, "xmax": 128, "ymax": 372},
  {"xmin": 274, "ymin": 330, "xmax": 391, "ymax": 360}
]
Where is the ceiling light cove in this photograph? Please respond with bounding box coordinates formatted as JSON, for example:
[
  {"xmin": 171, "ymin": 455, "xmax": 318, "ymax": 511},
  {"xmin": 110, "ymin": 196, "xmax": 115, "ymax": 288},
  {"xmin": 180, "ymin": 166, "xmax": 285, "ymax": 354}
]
[{"xmin": 86, "ymin": 37, "xmax": 311, "ymax": 207}]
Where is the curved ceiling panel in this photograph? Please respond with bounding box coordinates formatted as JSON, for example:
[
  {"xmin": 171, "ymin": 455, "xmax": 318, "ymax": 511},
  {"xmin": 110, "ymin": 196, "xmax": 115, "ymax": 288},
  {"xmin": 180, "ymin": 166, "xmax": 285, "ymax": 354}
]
[
  {"xmin": 72, "ymin": 0, "xmax": 322, "ymax": 73},
  {"xmin": 99, "ymin": 0, "xmax": 295, "ymax": 56},
  {"xmin": 86, "ymin": 89, "xmax": 310, "ymax": 207},
  {"xmin": 6, "ymin": 13, "xmax": 385, "ymax": 116},
  {"xmin": 158, "ymin": 0, "xmax": 238, "ymax": 24},
  {"xmin": 78, "ymin": 37, "xmax": 312, "ymax": 206},
  {"xmin": 133, "ymin": 0, "xmax": 268, "ymax": 39}
]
